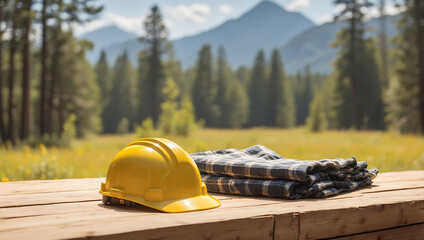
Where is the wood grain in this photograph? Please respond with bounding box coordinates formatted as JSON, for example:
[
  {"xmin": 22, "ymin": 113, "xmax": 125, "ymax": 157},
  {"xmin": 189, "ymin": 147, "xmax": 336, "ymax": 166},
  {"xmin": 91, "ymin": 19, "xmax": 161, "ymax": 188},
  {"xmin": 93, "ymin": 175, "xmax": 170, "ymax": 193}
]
[
  {"xmin": 298, "ymin": 200, "xmax": 424, "ymax": 239},
  {"xmin": 333, "ymin": 223, "xmax": 424, "ymax": 240},
  {"xmin": 0, "ymin": 171, "xmax": 422, "ymax": 240}
]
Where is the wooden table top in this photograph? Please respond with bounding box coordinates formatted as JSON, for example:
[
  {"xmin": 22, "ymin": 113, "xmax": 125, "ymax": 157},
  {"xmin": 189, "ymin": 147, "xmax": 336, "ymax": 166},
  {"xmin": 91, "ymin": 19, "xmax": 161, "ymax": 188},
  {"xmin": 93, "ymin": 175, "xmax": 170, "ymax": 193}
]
[{"xmin": 0, "ymin": 171, "xmax": 423, "ymax": 240}]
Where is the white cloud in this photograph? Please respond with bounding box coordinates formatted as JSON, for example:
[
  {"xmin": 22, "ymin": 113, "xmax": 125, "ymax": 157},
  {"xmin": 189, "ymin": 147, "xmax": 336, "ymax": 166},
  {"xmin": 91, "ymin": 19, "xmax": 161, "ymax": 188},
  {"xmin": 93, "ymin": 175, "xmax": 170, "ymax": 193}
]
[
  {"xmin": 317, "ymin": 14, "xmax": 333, "ymax": 24},
  {"xmin": 219, "ymin": 4, "xmax": 233, "ymax": 14},
  {"xmin": 74, "ymin": 12, "xmax": 146, "ymax": 35},
  {"xmin": 364, "ymin": 4, "xmax": 405, "ymax": 19},
  {"xmin": 286, "ymin": 0, "xmax": 310, "ymax": 11},
  {"xmin": 386, "ymin": 4, "xmax": 405, "ymax": 15},
  {"xmin": 105, "ymin": 12, "xmax": 145, "ymax": 34},
  {"xmin": 166, "ymin": 3, "xmax": 210, "ymax": 23},
  {"xmin": 334, "ymin": 4, "xmax": 345, "ymax": 14}
]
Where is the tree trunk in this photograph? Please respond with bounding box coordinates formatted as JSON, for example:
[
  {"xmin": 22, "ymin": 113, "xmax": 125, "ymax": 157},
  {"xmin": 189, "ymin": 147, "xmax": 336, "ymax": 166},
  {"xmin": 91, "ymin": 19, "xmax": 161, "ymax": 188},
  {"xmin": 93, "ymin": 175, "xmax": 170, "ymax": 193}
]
[
  {"xmin": 47, "ymin": 42, "xmax": 58, "ymax": 135},
  {"xmin": 0, "ymin": 0, "xmax": 6, "ymax": 143},
  {"xmin": 20, "ymin": 0, "xmax": 33, "ymax": 140},
  {"xmin": 349, "ymin": 0, "xmax": 359, "ymax": 129},
  {"xmin": 39, "ymin": 0, "xmax": 48, "ymax": 136},
  {"xmin": 379, "ymin": 0, "xmax": 389, "ymax": 88},
  {"xmin": 7, "ymin": 4, "xmax": 17, "ymax": 145},
  {"xmin": 47, "ymin": 0, "xmax": 64, "ymax": 136},
  {"xmin": 416, "ymin": 0, "xmax": 424, "ymax": 134},
  {"xmin": 58, "ymin": 73, "xmax": 64, "ymax": 136}
]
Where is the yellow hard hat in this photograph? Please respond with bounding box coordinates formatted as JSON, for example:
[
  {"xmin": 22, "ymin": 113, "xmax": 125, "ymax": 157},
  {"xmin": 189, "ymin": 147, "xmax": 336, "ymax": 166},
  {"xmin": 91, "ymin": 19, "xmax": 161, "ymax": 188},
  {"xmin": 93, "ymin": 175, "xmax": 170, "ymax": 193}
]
[{"xmin": 99, "ymin": 138, "xmax": 221, "ymax": 213}]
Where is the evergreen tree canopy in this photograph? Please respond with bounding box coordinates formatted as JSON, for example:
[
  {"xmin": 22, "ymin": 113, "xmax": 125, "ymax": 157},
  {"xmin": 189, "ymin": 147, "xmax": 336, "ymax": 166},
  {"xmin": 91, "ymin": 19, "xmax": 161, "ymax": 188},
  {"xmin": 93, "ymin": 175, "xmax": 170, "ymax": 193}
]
[
  {"xmin": 159, "ymin": 77, "xmax": 179, "ymax": 134},
  {"xmin": 222, "ymin": 80, "xmax": 249, "ymax": 128},
  {"xmin": 307, "ymin": 93, "xmax": 328, "ymax": 132},
  {"xmin": 236, "ymin": 66, "xmax": 250, "ymax": 88},
  {"xmin": 385, "ymin": 0, "xmax": 424, "ymax": 133},
  {"xmin": 215, "ymin": 46, "xmax": 230, "ymax": 127},
  {"xmin": 95, "ymin": 50, "xmax": 112, "ymax": 106},
  {"xmin": 248, "ymin": 50, "xmax": 267, "ymax": 126},
  {"xmin": 138, "ymin": 5, "xmax": 168, "ymax": 125},
  {"xmin": 192, "ymin": 44, "xmax": 218, "ymax": 126},
  {"xmin": 267, "ymin": 49, "xmax": 295, "ymax": 127},
  {"xmin": 103, "ymin": 51, "xmax": 135, "ymax": 133},
  {"xmin": 296, "ymin": 65, "xmax": 315, "ymax": 126},
  {"xmin": 60, "ymin": 36, "xmax": 102, "ymax": 137},
  {"xmin": 330, "ymin": 0, "xmax": 384, "ymax": 130}
]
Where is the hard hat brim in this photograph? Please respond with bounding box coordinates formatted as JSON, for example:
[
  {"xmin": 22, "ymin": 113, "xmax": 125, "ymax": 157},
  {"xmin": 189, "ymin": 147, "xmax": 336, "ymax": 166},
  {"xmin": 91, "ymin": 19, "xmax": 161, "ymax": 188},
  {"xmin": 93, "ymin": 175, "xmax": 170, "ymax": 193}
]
[{"xmin": 100, "ymin": 191, "xmax": 221, "ymax": 213}]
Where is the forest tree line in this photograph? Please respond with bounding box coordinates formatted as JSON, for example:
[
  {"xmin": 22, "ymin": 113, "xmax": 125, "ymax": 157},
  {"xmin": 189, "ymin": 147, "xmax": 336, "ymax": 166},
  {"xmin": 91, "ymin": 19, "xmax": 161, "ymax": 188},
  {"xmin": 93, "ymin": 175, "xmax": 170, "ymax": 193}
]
[{"xmin": 0, "ymin": 0, "xmax": 423, "ymax": 147}]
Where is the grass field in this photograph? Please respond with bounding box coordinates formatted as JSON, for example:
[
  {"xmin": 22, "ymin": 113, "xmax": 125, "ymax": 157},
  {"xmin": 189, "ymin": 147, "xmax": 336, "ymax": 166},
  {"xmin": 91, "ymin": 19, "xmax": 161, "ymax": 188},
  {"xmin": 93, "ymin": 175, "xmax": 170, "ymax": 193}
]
[{"xmin": 1, "ymin": 128, "xmax": 423, "ymax": 181}]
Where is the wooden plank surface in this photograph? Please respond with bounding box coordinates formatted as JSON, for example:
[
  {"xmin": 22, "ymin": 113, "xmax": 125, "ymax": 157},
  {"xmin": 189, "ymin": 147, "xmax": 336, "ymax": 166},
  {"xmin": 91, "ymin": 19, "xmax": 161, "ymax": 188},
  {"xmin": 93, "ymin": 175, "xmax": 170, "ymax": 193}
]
[
  {"xmin": 0, "ymin": 171, "xmax": 423, "ymax": 240},
  {"xmin": 334, "ymin": 223, "xmax": 424, "ymax": 240}
]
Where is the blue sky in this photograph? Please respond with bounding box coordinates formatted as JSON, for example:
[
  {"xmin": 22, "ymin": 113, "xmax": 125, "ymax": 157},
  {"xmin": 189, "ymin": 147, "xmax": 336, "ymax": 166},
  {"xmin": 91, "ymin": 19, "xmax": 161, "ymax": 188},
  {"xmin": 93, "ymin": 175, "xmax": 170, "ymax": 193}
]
[{"xmin": 74, "ymin": 0, "xmax": 401, "ymax": 39}]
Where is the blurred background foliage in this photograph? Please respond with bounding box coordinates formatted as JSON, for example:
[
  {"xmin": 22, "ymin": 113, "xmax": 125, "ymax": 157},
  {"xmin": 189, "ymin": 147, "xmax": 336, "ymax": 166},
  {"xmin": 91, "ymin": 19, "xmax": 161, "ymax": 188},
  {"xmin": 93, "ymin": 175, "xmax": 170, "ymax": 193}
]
[{"xmin": 0, "ymin": 0, "xmax": 423, "ymax": 181}]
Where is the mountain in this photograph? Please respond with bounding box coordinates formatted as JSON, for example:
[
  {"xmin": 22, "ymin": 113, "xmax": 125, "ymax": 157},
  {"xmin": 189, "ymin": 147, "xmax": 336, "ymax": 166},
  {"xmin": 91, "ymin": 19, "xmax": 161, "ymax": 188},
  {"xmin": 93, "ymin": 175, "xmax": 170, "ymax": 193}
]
[
  {"xmin": 101, "ymin": 0, "xmax": 315, "ymax": 68},
  {"xmin": 79, "ymin": 25, "xmax": 138, "ymax": 63},
  {"xmin": 172, "ymin": 0, "xmax": 315, "ymax": 69},
  {"xmin": 81, "ymin": 1, "xmax": 401, "ymax": 74},
  {"xmin": 281, "ymin": 14, "xmax": 400, "ymax": 74}
]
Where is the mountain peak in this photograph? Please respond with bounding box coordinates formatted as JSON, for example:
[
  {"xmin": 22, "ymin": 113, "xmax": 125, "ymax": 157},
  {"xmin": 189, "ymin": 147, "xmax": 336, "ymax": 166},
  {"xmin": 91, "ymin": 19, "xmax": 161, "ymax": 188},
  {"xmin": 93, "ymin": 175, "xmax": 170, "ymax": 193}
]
[
  {"xmin": 242, "ymin": 0, "xmax": 287, "ymax": 19},
  {"xmin": 256, "ymin": 0, "xmax": 287, "ymax": 11}
]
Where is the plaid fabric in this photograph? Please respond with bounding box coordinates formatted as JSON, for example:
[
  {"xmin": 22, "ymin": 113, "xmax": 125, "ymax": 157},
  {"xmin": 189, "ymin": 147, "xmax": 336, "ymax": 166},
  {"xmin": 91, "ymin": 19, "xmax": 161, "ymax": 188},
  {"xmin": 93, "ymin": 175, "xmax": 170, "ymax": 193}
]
[{"xmin": 190, "ymin": 145, "xmax": 378, "ymax": 199}]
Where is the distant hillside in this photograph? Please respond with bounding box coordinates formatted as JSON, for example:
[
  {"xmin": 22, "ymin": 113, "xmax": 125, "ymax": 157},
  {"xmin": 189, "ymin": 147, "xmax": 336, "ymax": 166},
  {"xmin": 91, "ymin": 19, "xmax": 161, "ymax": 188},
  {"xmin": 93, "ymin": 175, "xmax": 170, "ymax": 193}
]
[
  {"xmin": 80, "ymin": 1, "xmax": 401, "ymax": 74},
  {"xmin": 281, "ymin": 14, "xmax": 400, "ymax": 74},
  {"xmin": 172, "ymin": 0, "xmax": 315, "ymax": 69},
  {"xmin": 102, "ymin": 0, "xmax": 315, "ymax": 68},
  {"xmin": 79, "ymin": 25, "xmax": 138, "ymax": 63}
]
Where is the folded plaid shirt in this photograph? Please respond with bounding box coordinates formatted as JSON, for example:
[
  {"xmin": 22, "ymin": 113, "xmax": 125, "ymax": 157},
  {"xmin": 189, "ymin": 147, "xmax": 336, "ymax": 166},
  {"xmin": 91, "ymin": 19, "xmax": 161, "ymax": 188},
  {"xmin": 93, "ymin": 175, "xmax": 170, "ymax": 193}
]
[{"xmin": 190, "ymin": 145, "xmax": 378, "ymax": 199}]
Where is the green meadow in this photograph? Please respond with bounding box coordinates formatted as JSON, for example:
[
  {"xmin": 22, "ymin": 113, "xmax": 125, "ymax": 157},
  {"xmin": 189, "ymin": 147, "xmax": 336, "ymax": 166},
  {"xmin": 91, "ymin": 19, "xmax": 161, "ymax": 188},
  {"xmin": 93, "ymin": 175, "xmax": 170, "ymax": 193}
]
[{"xmin": 1, "ymin": 128, "xmax": 423, "ymax": 182}]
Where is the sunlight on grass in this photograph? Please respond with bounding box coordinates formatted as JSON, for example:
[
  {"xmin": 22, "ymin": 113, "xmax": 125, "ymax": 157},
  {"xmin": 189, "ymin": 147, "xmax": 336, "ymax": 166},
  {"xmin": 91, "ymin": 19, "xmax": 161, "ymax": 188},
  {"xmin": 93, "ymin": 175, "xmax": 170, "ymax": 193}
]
[{"xmin": 1, "ymin": 128, "xmax": 423, "ymax": 181}]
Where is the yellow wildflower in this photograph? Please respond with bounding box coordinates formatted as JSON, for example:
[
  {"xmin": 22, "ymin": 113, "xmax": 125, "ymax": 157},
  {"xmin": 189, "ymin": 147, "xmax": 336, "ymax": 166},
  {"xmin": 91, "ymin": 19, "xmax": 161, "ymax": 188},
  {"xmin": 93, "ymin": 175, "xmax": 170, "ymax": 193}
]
[
  {"xmin": 24, "ymin": 145, "xmax": 32, "ymax": 158},
  {"xmin": 54, "ymin": 177, "xmax": 59, "ymax": 180},
  {"xmin": 1, "ymin": 177, "xmax": 10, "ymax": 182},
  {"xmin": 25, "ymin": 169, "xmax": 31, "ymax": 175},
  {"xmin": 77, "ymin": 147, "xmax": 85, "ymax": 155},
  {"xmin": 40, "ymin": 144, "xmax": 48, "ymax": 156}
]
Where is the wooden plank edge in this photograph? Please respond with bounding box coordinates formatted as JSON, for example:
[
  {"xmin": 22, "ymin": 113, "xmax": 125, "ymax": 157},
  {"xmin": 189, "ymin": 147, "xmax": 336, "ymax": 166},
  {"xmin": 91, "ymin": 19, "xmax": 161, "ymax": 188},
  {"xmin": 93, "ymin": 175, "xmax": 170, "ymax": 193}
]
[
  {"xmin": 332, "ymin": 223, "xmax": 424, "ymax": 240},
  {"xmin": 298, "ymin": 200, "xmax": 424, "ymax": 239},
  {"xmin": 2, "ymin": 215, "xmax": 276, "ymax": 240}
]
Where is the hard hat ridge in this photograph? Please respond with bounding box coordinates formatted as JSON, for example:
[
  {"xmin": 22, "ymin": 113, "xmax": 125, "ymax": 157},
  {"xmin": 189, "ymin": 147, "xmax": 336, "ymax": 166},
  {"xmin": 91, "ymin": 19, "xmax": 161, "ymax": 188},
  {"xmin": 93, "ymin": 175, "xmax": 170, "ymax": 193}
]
[{"xmin": 99, "ymin": 138, "xmax": 221, "ymax": 213}]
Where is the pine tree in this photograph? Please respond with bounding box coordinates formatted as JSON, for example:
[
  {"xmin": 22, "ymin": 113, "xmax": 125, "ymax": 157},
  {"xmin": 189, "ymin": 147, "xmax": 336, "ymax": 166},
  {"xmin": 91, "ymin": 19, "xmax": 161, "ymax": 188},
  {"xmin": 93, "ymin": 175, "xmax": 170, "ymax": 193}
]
[
  {"xmin": 20, "ymin": 0, "xmax": 33, "ymax": 140},
  {"xmin": 378, "ymin": 0, "xmax": 389, "ymax": 89},
  {"xmin": 7, "ymin": 0, "xmax": 18, "ymax": 144},
  {"xmin": 175, "ymin": 96, "xmax": 197, "ymax": 136},
  {"xmin": 165, "ymin": 46, "xmax": 185, "ymax": 97},
  {"xmin": 136, "ymin": 49, "xmax": 149, "ymax": 123},
  {"xmin": 95, "ymin": 51, "xmax": 112, "ymax": 105},
  {"xmin": 331, "ymin": 0, "xmax": 384, "ymax": 129},
  {"xmin": 192, "ymin": 44, "xmax": 218, "ymax": 126},
  {"xmin": 158, "ymin": 78, "xmax": 179, "ymax": 134},
  {"xmin": 385, "ymin": 0, "xmax": 424, "ymax": 133},
  {"xmin": 138, "ymin": 5, "xmax": 167, "ymax": 125},
  {"xmin": 334, "ymin": 0, "xmax": 371, "ymax": 129},
  {"xmin": 59, "ymin": 37, "xmax": 102, "ymax": 137},
  {"xmin": 248, "ymin": 50, "xmax": 267, "ymax": 126},
  {"xmin": 39, "ymin": 0, "xmax": 49, "ymax": 136},
  {"xmin": 307, "ymin": 93, "xmax": 328, "ymax": 132},
  {"xmin": 268, "ymin": 49, "xmax": 295, "ymax": 127},
  {"xmin": 38, "ymin": 0, "xmax": 102, "ymax": 137},
  {"xmin": 103, "ymin": 51, "xmax": 135, "ymax": 133},
  {"xmin": 0, "ymin": 0, "xmax": 6, "ymax": 142},
  {"xmin": 222, "ymin": 80, "xmax": 249, "ymax": 128},
  {"xmin": 215, "ymin": 46, "xmax": 230, "ymax": 126},
  {"xmin": 296, "ymin": 65, "xmax": 314, "ymax": 126},
  {"xmin": 236, "ymin": 66, "xmax": 250, "ymax": 88}
]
